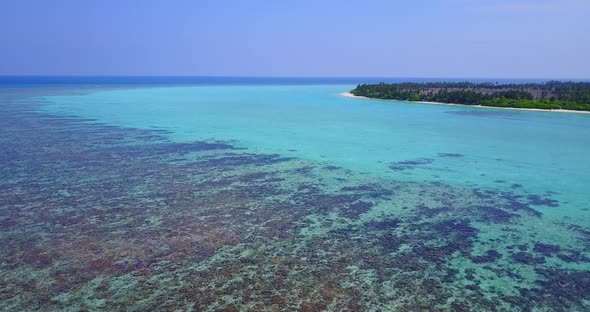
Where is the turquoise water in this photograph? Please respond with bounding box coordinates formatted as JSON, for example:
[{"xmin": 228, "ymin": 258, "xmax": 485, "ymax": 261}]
[
  {"xmin": 42, "ymin": 85, "xmax": 590, "ymax": 222},
  {"xmin": 2, "ymin": 81, "xmax": 590, "ymax": 311}
]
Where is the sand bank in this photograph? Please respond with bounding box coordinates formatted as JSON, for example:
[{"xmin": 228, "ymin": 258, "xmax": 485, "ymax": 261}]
[{"xmin": 340, "ymin": 92, "xmax": 590, "ymax": 115}]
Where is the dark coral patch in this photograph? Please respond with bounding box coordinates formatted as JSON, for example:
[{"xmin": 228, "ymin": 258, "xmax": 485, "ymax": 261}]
[
  {"xmin": 292, "ymin": 166, "xmax": 314, "ymax": 175},
  {"xmin": 533, "ymin": 243, "xmax": 561, "ymax": 255},
  {"xmin": 293, "ymin": 192, "xmax": 362, "ymax": 215},
  {"xmin": 526, "ymin": 195, "xmax": 559, "ymax": 207},
  {"xmin": 437, "ymin": 153, "xmax": 464, "ymax": 158},
  {"xmin": 198, "ymin": 153, "xmax": 294, "ymax": 167},
  {"xmin": 512, "ymin": 252, "xmax": 546, "ymax": 265},
  {"xmin": 433, "ymin": 220, "xmax": 478, "ymax": 237},
  {"xmin": 389, "ymin": 158, "xmax": 434, "ymax": 171},
  {"xmin": 419, "ymin": 220, "xmax": 479, "ymax": 256},
  {"xmin": 518, "ymin": 269, "xmax": 590, "ymax": 310},
  {"xmin": 340, "ymin": 184, "xmax": 394, "ymax": 199},
  {"xmin": 339, "ymin": 201, "xmax": 373, "ymax": 219},
  {"xmin": 472, "ymin": 190, "xmax": 544, "ymax": 217},
  {"xmin": 379, "ymin": 233, "xmax": 404, "ymax": 252},
  {"xmin": 470, "ymin": 250, "xmax": 502, "ymax": 263},
  {"xmin": 417, "ymin": 203, "xmax": 450, "ymax": 217},
  {"xmin": 556, "ymin": 251, "xmax": 590, "ymax": 263},
  {"xmin": 506, "ymin": 201, "xmax": 542, "ymax": 217},
  {"xmin": 567, "ymin": 224, "xmax": 590, "ymax": 240},
  {"xmin": 364, "ymin": 218, "xmax": 400, "ymax": 231},
  {"xmin": 479, "ymin": 206, "xmax": 516, "ymax": 223}
]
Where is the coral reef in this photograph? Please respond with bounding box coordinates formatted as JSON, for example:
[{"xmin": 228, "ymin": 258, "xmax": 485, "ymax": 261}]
[{"xmin": 0, "ymin": 88, "xmax": 589, "ymax": 311}]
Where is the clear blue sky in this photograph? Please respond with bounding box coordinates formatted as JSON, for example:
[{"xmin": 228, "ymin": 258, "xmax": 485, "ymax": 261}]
[{"xmin": 1, "ymin": 0, "xmax": 589, "ymax": 78}]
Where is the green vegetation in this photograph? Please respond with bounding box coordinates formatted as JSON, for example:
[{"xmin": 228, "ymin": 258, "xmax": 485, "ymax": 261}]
[{"xmin": 350, "ymin": 81, "xmax": 590, "ymax": 111}]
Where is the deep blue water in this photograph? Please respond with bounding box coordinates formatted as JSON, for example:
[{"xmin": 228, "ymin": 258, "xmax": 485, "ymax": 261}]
[{"xmin": 0, "ymin": 75, "xmax": 560, "ymax": 87}]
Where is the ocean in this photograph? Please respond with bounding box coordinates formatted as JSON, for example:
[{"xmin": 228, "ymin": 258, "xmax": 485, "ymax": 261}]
[{"xmin": 1, "ymin": 77, "xmax": 589, "ymax": 311}]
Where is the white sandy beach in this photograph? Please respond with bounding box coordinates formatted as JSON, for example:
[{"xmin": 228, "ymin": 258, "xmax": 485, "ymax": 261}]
[{"xmin": 341, "ymin": 92, "xmax": 590, "ymax": 115}]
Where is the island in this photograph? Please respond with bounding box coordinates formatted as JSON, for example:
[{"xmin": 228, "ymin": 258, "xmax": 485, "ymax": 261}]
[{"xmin": 348, "ymin": 81, "xmax": 590, "ymax": 111}]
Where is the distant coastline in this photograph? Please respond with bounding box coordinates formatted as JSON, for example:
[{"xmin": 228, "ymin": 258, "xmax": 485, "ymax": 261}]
[
  {"xmin": 341, "ymin": 92, "xmax": 590, "ymax": 114},
  {"xmin": 344, "ymin": 81, "xmax": 590, "ymax": 114}
]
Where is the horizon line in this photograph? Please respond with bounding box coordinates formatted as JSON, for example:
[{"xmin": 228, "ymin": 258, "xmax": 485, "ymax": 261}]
[{"xmin": 1, "ymin": 75, "xmax": 589, "ymax": 80}]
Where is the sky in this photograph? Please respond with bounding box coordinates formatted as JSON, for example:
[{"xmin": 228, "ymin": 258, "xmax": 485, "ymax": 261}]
[{"xmin": 0, "ymin": 0, "xmax": 589, "ymax": 78}]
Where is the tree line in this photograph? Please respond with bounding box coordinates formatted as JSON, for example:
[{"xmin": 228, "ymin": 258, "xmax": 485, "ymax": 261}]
[{"xmin": 350, "ymin": 81, "xmax": 590, "ymax": 111}]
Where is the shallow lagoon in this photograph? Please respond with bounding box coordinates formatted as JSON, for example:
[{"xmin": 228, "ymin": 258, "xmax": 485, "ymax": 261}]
[
  {"xmin": 42, "ymin": 85, "xmax": 590, "ymax": 222},
  {"xmin": 1, "ymin": 82, "xmax": 589, "ymax": 311}
]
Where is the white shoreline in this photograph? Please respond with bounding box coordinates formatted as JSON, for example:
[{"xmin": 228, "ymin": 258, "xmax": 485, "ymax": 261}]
[{"xmin": 340, "ymin": 92, "xmax": 590, "ymax": 115}]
